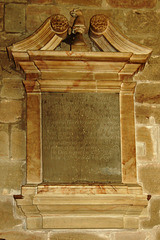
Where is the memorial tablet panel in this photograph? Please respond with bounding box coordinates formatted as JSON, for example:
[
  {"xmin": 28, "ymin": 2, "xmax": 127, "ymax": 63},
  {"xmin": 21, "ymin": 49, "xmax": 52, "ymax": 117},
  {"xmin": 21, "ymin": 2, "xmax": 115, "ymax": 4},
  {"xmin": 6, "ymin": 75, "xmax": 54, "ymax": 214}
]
[{"xmin": 42, "ymin": 93, "xmax": 121, "ymax": 183}]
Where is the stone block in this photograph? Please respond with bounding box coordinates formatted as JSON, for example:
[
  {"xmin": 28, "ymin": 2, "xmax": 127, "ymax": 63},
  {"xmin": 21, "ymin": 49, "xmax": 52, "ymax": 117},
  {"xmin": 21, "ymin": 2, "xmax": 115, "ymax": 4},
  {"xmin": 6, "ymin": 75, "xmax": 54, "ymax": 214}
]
[
  {"xmin": 50, "ymin": 232, "xmax": 110, "ymax": 240},
  {"xmin": 106, "ymin": 0, "xmax": 157, "ymax": 8},
  {"xmin": 156, "ymin": 226, "xmax": 160, "ymax": 240},
  {"xmin": 0, "ymin": 3, "xmax": 4, "ymax": 31},
  {"xmin": 135, "ymin": 57, "xmax": 160, "ymax": 81},
  {"xmin": 0, "ymin": 100, "xmax": 22, "ymax": 123},
  {"xmin": 1, "ymin": 0, "xmax": 27, "ymax": 2},
  {"xmin": 26, "ymin": 5, "xmax": 60, "ymax": 33},
  {"xmin": 122, "ymin": 10, "xmax": 160, "ymax": 38},
  {"xmin": 1, "ymin": 78, "xmax": 25, "ymax": 99},
  {"xmin": 26, "ymin": 215, "xmax": 42, "ymax": 229},
  {"xmin": 0, "ymin": 32, "xmax": 26, "ymax": 50},
  {"xmin": 114, "ymin": 231, "xmax": 147, "ymax": 240},
  {"xmin": 5, "ymin": 4, "xmax": 26, "ymax": 33},
  {"xmin": 0, "ymin": 196, "xmax": 22, "ymax": 230},
  {"xmin": 141, "ymin": 197, "xmax": 160, "ymax": 228},
  {"xmin": 123, "ymin": 217, "xmax": 139, "ymax": 229},
  {"xmin": 0, "ymin": 124, "xmax": 9, "ymax": 160},
  {"xmin": 29, "ymin": 0, "xmax": 53, "ymax": 3},
  {"xmin": 136, "ymin": 83, "xmax": 160, "ymax": 104},
  {"xmin": 11, "ymin": 126, "xmax": 26, "ymax": 161},
  {"xmin": 0, "ymin": 230, "xmax": 47, "ymax": 240},
  {"xmin": 54, "ymin": 0, "xmax": 102, "ymax": 6},
  {"xmin": 136, "ymin": 104, "xmax": 160, "ymax": 125},
  {"xmin": 136, "ymin": 126, "xmax": 157, "ymax": 161},
  {"xmin": 0, "ymin": 51, "xmax": 24, "ymax": 81},
  {"xmin": 138, "ymin": 164, "xmax": 160, "ymax": 194},
  {"xmin": 0, "ymin": 160, "xmax": 25, "ymax": 192}
]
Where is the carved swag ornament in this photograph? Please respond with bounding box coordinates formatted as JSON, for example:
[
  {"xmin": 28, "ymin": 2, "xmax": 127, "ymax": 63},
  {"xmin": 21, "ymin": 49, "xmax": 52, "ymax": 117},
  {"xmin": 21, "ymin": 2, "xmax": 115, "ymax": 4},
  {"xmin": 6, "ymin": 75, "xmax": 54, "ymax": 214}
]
[{"xmin": 8, "ymin": 10, "xmax": 152, "ymax": 230}]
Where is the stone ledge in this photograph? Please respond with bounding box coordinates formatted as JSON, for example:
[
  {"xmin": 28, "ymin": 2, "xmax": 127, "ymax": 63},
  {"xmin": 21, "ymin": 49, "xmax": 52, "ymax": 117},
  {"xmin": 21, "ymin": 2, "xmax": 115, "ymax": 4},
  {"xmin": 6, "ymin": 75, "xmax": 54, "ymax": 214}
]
[{"xmin": 14, "ymin": 184, "xmax": 149, "ymax": 230}]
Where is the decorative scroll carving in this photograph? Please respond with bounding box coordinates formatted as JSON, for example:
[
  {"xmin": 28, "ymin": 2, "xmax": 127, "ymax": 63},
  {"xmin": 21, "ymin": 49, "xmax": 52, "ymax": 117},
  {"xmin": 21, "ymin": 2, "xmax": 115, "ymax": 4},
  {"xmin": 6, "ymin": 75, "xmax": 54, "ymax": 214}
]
[
  {"xmin": 8, "ymin": 14, "xmax": 69, "ymax": 55},
  {"xmin": 89, "ymin": 14, "xmax": 152, "ymax": 62}
]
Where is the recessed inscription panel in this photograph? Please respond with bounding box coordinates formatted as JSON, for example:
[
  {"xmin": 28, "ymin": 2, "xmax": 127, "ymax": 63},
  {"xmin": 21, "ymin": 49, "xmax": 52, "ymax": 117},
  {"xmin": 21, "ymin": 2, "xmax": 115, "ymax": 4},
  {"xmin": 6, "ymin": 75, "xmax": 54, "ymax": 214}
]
[{"xmin": 42, "ymin": 93, "xmax": 121, "ymax": 183}]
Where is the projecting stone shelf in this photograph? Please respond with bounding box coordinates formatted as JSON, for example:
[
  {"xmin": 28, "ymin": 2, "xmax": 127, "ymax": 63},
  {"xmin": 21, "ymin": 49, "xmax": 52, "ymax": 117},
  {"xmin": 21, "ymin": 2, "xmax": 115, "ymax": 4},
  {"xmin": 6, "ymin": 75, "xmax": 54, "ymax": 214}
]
[
  {"xmin": 10, "ymin": 10, "xmax": 152, "ymax": 230},
  {"xmin": 16, "ymin": 184, "xmax": 148, "ymax": 229}
]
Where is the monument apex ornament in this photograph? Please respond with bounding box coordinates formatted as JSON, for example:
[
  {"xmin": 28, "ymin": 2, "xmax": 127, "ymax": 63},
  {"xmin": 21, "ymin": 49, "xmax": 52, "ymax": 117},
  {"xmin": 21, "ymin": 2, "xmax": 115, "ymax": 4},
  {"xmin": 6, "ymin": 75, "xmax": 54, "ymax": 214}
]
[
  {"xmin": 9, "ymin": 10, "xmax": 152, "ymax": 230},
  {"xmin": 70, "ymin": 9, "xmax": 89, "ymax": 52}
]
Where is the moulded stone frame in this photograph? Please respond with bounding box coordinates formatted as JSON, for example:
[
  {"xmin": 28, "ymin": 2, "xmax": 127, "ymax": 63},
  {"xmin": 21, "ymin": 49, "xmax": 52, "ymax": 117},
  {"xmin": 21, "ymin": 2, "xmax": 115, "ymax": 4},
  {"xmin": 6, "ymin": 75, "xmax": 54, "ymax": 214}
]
[
  {"xmin": 25, "ymin": 73, "xmax": 137, "ymax": 185},
  {"xmin": 17, "ymin": 53, "xmax": 147, "ymax": 229},
  {"xmin": 15, "ymin": 50, "xmax": 139, "ymax": 185}
]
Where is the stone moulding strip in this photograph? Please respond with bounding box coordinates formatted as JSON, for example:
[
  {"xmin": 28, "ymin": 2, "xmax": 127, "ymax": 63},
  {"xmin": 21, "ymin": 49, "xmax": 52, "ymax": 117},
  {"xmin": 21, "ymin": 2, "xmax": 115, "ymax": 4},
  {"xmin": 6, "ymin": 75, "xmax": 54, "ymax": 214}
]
[
  {"xmin": 9, "ymin": 13, "xmax": 152, "ymax": 230},
  {"xmin": 15, "ymin": 184, "xmax": 148, "ymax": 229},
  {"xmin": 13, "ymin": 51, "xmax": 142, "ymax": 93}
]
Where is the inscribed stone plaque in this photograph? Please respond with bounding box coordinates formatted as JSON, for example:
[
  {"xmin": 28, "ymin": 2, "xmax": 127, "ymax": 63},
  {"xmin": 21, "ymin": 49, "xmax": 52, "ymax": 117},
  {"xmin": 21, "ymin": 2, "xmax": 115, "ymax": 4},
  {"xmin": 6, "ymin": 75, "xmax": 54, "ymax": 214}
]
[{"xmin": 42, "ymin": 93, "xmax": 121, "ymax": 183}]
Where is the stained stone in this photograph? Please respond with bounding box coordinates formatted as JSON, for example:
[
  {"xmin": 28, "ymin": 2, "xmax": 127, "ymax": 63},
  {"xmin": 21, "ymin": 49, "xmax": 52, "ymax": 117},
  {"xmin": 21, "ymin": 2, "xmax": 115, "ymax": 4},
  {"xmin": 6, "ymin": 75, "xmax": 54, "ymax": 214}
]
[
  {"xmin": 138, "ymin": 163, "xmax": 160, "ymax": 194},
  {"xmin": 0, "ymin": 160, "xmax": 25, "ymax": 192},
  {"xmin": 0, "ymin": 3, "xmax": 4, "ymax": 31},
  {"xmin": 42, "ymin": 93, "xmax": 121, "ymax": 184},
  {"xmin": 114, "ymin": 231, "xmax": 147, "ymax": 240},
  {"xmin": 136, "ymin": 83, "xmax": 160, "ymax": 104},
  {"xmin": 0, "ymin": 197, "xmax": 22, "ymax": 230},
  {"xmin": 26, "ymin": 5, "xmax": 60, "ymax": 33},
  {"xmin": 50, "ymin": 232, "xmax": 110, "ymax": 240},
  {"xmin": 0, "ymin": 124, "xmax": 9, "ymax": 160},
  {"xmin": 141, "ymin": 198, "xmax": 160, "ymax": 228},
  {"xmin": 29, "ymin": 0, "xmax": 52, "ymax": 3},
  {"xmin": 1, "ymin": 78, "xmax": 25, "ymax": 99},
  {"xmin": 106, "ymin": 0, "xmax": 157, "ymax": 8},
  {"xmin": 11, "ymin": 127, "xmax": 26, "ymax": 161},
  {"xmin": 0, "ymin": 231, "xmax": 47, "ymax": 240},
  {"xmin": 134, "ymin": 57, "xmax": 160, "ymax": 81},
  {"xmin": 136, "ymin": 104, "xmax": 160, "ymax": 125},
  {"xmin": 54, "ymin": 0, "xmax": 102, "ymax": 6},
  {"xmin": 136, "ymin": 126, "xmax": 155, "ymax": 161},
  {"xmin": 5, "ymin": 4, "xmax": 26, "ymax": 33},
  {"xmin": 0, "ymin": 100, "xmax": 22, "ymax": 123}
]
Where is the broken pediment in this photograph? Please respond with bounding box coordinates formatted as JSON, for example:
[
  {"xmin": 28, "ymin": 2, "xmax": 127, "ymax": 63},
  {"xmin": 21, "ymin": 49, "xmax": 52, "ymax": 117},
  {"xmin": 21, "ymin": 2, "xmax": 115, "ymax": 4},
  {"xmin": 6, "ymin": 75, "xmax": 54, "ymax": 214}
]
[
  {"xmin": 8, "ymin": 11, "xmax": 152, "ymax": 56},
  {"xmin": 9, "ymin": 11, "xmax": 152, "ymax": 230}
]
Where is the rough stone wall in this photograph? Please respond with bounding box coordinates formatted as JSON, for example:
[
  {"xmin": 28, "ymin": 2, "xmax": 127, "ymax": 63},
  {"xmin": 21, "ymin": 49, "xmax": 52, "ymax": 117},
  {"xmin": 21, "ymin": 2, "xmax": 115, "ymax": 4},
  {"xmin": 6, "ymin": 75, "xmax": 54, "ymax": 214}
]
[{"xmin": 0, "ymin": 0, "xmax": 160, "ymax": 239}]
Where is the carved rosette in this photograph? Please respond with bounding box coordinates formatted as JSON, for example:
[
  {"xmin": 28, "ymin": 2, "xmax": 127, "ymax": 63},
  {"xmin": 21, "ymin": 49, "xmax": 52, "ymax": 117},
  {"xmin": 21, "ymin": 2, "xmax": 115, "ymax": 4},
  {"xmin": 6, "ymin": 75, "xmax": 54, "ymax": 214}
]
[
  {"xmin": 90, "ymin": 14, "xmax": 108, "ymax": 35},
  {"xmin": 51, "ymin": 14, "xmax": 69, "ymax": 34}
]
